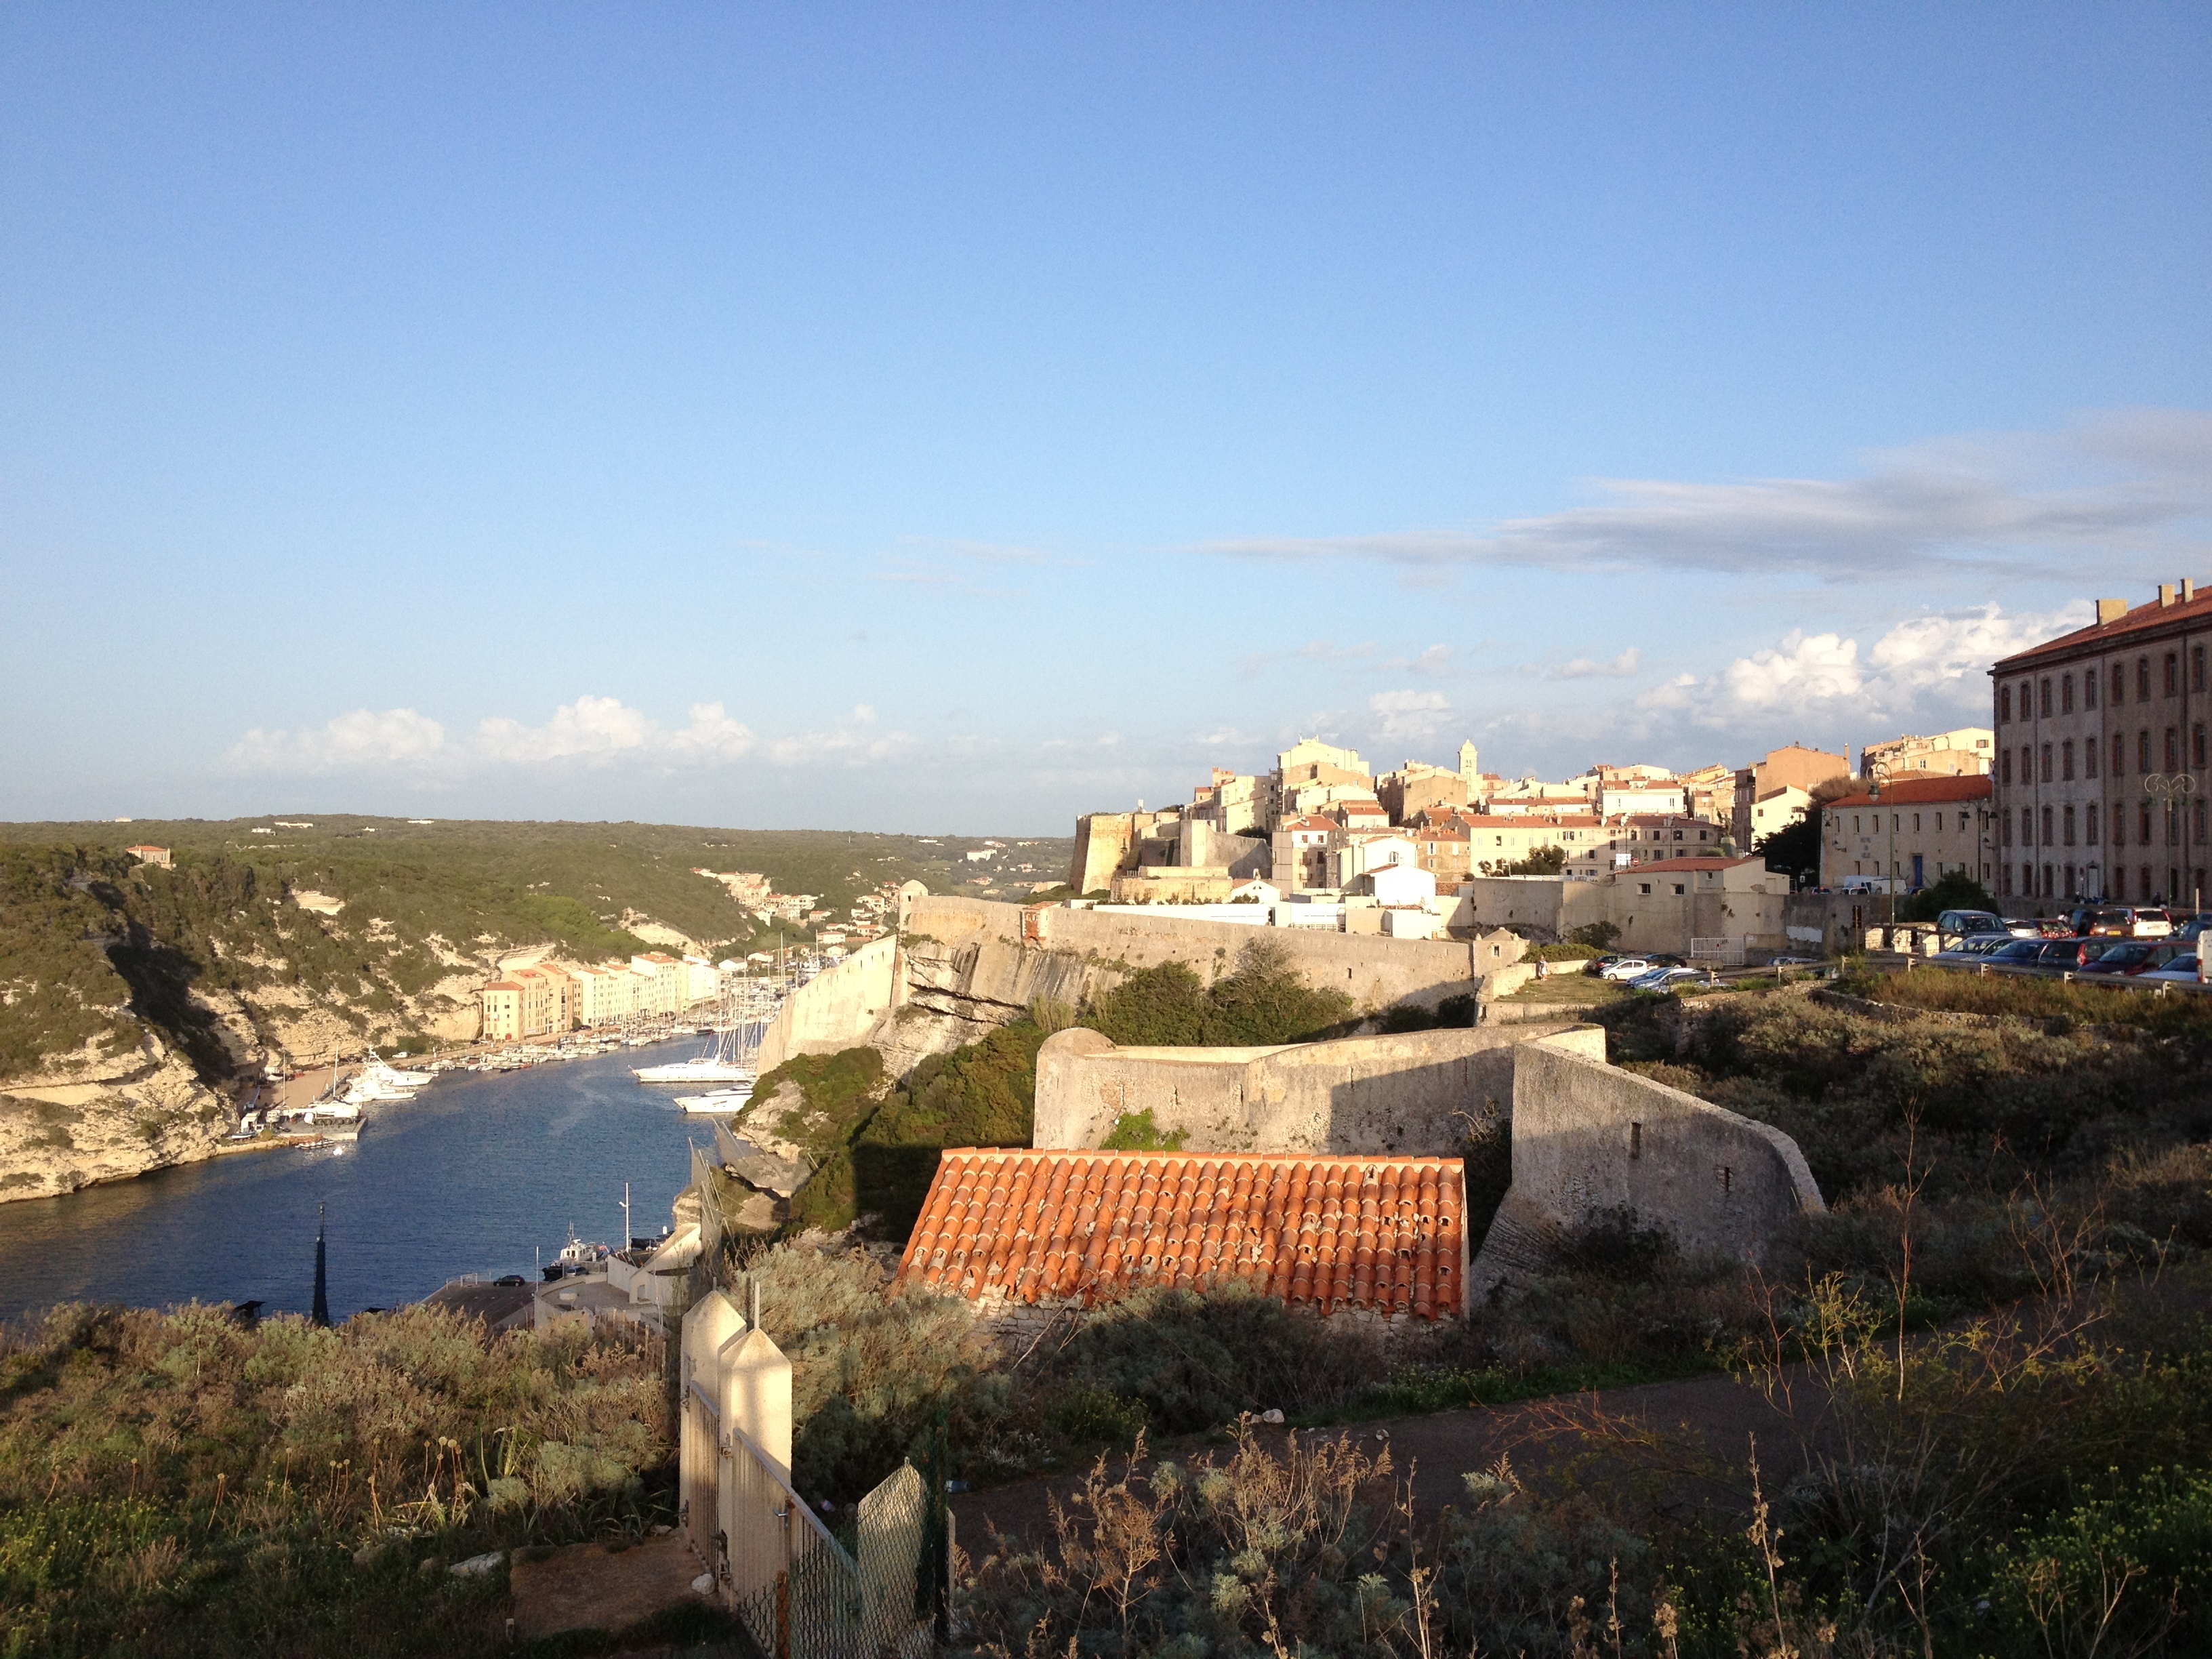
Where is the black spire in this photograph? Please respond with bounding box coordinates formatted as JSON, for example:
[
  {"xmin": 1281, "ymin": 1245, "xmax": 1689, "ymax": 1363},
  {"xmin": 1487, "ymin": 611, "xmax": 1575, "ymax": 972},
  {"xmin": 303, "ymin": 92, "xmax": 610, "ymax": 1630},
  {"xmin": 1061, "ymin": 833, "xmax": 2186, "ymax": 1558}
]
[{"xmin": 312, "ymin": 1202, "xmax": 330, "ymax": 1328}]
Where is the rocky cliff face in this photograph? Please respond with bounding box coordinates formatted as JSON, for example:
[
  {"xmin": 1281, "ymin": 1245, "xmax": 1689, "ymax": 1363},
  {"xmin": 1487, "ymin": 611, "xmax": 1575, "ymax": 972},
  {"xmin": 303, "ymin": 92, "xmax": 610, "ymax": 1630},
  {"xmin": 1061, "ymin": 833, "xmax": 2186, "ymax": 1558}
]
[{"xmin": 0, "ymin": 1032, "xmax": 234, "ymax": 1204}]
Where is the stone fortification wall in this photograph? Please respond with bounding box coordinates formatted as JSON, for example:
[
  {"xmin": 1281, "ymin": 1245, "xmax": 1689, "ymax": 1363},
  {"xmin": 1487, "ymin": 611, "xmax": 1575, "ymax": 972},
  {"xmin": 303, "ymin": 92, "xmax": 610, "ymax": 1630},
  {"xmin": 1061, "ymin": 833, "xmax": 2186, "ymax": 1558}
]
[
  {"xmin": 1471, "ymin": 1034, "xmax": 1823, "ymax": 1290},
  {"xmin": 752, "ymin": 935, "xmax": 900, "ymax": 1073},
  {"xmin": 766, "ymin": 895, "xmax": 1530, "ymax": 1081},
  {"xmin": 1033, "ymin": 1023, "xmax": 1603, "ymax": 1156}
]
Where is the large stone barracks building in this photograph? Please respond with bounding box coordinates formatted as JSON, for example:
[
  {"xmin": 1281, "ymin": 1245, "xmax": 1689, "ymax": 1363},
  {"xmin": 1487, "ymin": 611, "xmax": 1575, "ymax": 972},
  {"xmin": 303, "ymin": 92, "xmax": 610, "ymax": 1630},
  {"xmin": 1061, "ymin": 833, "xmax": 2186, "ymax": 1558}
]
[{"xmin": 1992, "ymin": 579, "xmax": 2212, "ymax": 908}]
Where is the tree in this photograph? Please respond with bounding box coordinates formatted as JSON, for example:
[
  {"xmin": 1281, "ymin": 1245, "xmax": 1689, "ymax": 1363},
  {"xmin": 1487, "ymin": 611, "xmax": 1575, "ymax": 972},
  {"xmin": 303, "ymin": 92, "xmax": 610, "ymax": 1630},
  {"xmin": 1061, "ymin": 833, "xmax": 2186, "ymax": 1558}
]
[
  {"xmin": 1755, "ymin": 807, "xmax": 1822, "ymax": 886},
  {"xmin": 1896, "ymin": 868, "xmax": 1997, "ymax": 923},
  {"xmin": 1502, "ymin": 844, "xmax": 1565, "ymax": 876}
]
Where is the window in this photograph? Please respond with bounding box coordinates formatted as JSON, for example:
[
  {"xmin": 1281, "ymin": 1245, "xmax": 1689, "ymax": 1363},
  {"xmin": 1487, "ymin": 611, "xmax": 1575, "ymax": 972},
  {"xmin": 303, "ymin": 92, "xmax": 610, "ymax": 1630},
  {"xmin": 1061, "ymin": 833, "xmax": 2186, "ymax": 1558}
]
[
  {"xmin": 1852, "ymin": 814, "xmax": 1861, "ymax": 833},
  {"xmin": 1672, "ymin": 883, "xmax": 1685, "ymax": 895},
  {"xmin": 2064, "ymin": 804, "xmax": 2076, "ymax": 844},
  {"xmin": 2041, "ymin": 678, "xmax": 2053, "ymax": 717},
  {"xmin": 1893, "ymin": 813, "xmax": 1901, "ymax": 832},
  {"xmin": 1638, "ymin": 882, "xmax": 1651, "ymax": 895},
  {"xmin": 2087, "ymin": 671, "xmax": 2100, "ymax": 710},
  {"xmin": 2113, "ymin": 663, "xmax": 2127, "ymax": 704},
  {"xmin": 2062, "ymin": 674, "xmax": 2075, "ymax": 713},
  {"xmin": 1959, "ymin": 811, "xmax": 1969, "ymax": 833},
  {"xmin": 2140, "ymin": 730, "xmax": 2153, "ymax": 771},
  {"xmin": 2196, "ymin": 646, "xmax": 2206, "ymax": 693},
  {"xmin": 2087, "ymin": 804, "xmax": 2100, "ymax": 844},
  {"xmin": 2087, "ymin": 738, "xmax": 2100, "ymax": 779},
  {"xmin": 2042, "ymin": 743, "xmax": 2054, "ymax": 782},
  {"xmin": 2114, "ymin": 804, "xmax": 2126, "ymax": 847},
  {"xmin": 1913, "ymin": 813, "xmax": 1922, "ymax": 833},
  {"xmin": 2043, "ymin": 806, "xmax": 2055, "ymax": 844},
  {"xmin": 2002, "ymin": 811, "xmax": 2013, "ymax": 846},
  {"xmin": 2142, "ymin": 805, "xmax": 2154, "ymax": 842},
  {"xmin": 2000, "ymin": 684, "xmax": 2013, "ymax": 722},
  {"xmin": 2198, "ymin": 800, "xmax": 2208, "ymax": 846},
  {"xmin": 2140, "ymin": 657, "xmax": 2152, "ymax": 699},
  {"xmin": 2114, "ymin": 732, "xmax": 2127, "ymax": 775},
  {"xmin": 2062, "ymin": 740, "xmax": 2075, "ymax": 780},
  {"xmin": 2001, "ymin": 750, "xmax": 2013, "ymax": 785},
  {"xmin": 2168, "ymin": 728, "xmax": 2182, "ymax": 771},
  {"xmin": 2167, "ymin": 653, "xmax": 2179, "ymax": 696}
]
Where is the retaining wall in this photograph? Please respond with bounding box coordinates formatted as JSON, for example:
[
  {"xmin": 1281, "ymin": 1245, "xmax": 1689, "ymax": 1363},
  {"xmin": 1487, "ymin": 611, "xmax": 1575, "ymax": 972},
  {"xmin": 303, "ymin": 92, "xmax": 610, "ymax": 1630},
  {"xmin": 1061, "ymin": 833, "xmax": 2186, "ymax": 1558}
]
[
  {"xmin": 753, "ymin": 935, "xmax": 900, "ymax": 1073},
  {"xmin": 1033, "ymin": 1023, "xmax": 1604, "ymax": 1155},
  {"xmin": 1471, "ymin": 1035, "xmax": 1824, "ymax": 1289}
]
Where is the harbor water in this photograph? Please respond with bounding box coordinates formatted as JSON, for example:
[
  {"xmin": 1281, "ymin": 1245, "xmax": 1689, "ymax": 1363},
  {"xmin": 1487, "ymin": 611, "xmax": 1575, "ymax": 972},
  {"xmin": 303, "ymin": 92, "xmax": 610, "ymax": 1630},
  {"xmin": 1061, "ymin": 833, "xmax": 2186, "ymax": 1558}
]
[{"xmin": 0, "ymin": 1038, "xmax": 716, "ymax": 1324}]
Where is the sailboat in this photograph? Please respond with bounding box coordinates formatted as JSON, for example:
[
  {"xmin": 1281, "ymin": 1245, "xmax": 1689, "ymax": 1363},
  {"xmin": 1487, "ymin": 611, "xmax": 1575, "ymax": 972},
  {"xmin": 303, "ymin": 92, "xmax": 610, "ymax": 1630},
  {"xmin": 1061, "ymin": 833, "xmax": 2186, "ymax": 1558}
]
[{"xmin": 632, "ymin": 982, "xmax": 762, "ymax": 1085}]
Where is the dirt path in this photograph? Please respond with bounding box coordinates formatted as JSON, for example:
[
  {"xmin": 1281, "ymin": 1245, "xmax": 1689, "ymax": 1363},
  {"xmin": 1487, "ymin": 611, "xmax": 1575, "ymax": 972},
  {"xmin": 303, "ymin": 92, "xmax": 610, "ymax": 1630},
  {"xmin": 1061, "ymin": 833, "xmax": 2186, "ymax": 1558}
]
[{"xmin": 952, "ymin": 1365, "xmax": 1820, "ymax": 1552}]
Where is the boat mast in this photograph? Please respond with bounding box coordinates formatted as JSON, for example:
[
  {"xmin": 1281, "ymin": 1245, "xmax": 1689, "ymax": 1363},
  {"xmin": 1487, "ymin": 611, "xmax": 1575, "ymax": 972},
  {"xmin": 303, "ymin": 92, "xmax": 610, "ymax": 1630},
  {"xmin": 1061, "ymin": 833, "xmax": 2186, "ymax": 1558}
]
[{"xmin": 621, "ymin": 1181, "xmax": 631, "ymax": 1252}]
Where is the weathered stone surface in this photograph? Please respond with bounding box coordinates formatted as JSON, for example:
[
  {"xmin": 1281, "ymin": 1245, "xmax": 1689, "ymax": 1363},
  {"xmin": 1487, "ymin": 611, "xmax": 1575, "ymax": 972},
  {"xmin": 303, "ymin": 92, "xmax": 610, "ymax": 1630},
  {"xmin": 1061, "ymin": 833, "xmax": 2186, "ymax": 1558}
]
[
  {"xmin": 0, "ymin": 1039, "xmax": 232, "ymax": 1204},
  {"xmin": 1033, "ymin": 1023, "xmax": 1602, "ymax": 1156},
  {"xmin": 1468, "ymin": 1033, "xmax": 1824, "ymax": 1293}
]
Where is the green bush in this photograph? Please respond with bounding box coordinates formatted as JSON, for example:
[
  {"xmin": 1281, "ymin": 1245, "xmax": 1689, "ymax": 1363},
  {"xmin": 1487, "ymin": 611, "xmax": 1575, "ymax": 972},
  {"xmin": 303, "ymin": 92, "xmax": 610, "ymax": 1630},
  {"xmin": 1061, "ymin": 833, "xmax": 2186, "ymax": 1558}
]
[
  {"xmin": 0, "ymin": 1303, "xmax": 668, "ymax": 1658},
  {"xmin": 1895, "ymin": 867, "xmax": 1998, "ymax": 924},
  {"xmin": 1099, "ymin": 1108, "xmax": 1187, "ymax": 1151},
  {"xmin": 1084, "ymin": 936, "xmax": 1353, "ymax": 1047}
]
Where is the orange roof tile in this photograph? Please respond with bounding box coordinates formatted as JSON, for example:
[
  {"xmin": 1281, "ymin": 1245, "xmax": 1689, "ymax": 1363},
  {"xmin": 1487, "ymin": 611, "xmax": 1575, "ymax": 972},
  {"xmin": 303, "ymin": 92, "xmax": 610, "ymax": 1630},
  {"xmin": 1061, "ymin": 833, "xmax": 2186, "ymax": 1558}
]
[
  {"xmin": 895, "ymin": 1147, "xmax": 1466, "ymax": 1319},
  {"xmin": 1826, "ymin": 775, "xmax": 1992, "ymax": 810}
]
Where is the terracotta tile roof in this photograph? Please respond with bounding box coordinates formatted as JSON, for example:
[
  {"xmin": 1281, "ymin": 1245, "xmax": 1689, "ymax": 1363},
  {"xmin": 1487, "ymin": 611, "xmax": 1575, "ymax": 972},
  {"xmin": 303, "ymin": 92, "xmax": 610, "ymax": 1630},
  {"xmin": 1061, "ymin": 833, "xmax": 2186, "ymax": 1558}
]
[
  {"xmin": 896, "ymin": 1148, "xmax": 1466, "ymax": 1319},
  {"xmin": 1826, "ymin": 775, "xmax": 1992, "ymax": 810},
  {"xmin": 1994, "ymin": 590, "xmax": 2212, "ymax": 670},
  {"xmin": 1624, "ymin": 855, "xmax": 1760, "ymax": 872}
]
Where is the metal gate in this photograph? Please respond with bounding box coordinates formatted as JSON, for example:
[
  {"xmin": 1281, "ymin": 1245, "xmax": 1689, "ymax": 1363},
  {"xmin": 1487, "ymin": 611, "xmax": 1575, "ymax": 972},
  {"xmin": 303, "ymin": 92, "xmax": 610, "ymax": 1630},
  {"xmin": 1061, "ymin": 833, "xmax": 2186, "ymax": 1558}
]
[{"xmin": 687, "ymin": 1380, "xmax": 935, "ymax": 1658}]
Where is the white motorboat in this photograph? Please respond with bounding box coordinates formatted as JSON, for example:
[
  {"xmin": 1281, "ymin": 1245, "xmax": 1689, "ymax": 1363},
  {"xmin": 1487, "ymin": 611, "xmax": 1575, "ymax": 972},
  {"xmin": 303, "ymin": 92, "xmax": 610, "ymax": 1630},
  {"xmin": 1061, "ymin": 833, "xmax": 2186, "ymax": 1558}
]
[
  {"xmin": 674, "ymin": 1086, "xmax": 753, "ymax": 1114},
  {"xmin": 365, "ymin": 1059, "xmax": 434, "ymax": 1087},
  {"xmin": 634, "ymin": 1001, "xmax": 762, "ymax": 1084}
]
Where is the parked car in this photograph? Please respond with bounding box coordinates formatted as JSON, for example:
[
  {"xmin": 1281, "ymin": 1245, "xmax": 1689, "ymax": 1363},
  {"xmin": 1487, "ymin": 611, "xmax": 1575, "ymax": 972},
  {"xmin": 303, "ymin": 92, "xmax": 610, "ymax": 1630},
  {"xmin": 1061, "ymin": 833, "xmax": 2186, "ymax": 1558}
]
[
  {"xmin": 2080, "ymin": 939, "xmax": 2182, "ymax": 976},
  {"xmin": 2034, "ymin": 939, "xmax": 2104, "ymax": 969},
  {"xmin": 2139, "ymin": 954, "xmax": 2204, "ymax": 983},
  {"xmin": 1598, "ymin": 956, "xmax": 1655, "ymax": 981},
  {"xmin": 1929, "ymin": 933, "xmax": 2015, "ymax": 964},
  {"xmin": 1936, "ymin": 908, "xmax": 2007, "ymax": 943},
  {"xmin": 1629, "ymin": 966, "xmax": 1708, "ymax": 992},
  {"xmin": 2079, "ymin": 906, "xmax": 2174, "ymax": 938},
  {"xmin": 1766, "ymin": 955, "xmax": 1820, "ymax": 967},
  {"xmin": 1984, "ymin": 939, "xmax": 2052, "ymax": 968}
]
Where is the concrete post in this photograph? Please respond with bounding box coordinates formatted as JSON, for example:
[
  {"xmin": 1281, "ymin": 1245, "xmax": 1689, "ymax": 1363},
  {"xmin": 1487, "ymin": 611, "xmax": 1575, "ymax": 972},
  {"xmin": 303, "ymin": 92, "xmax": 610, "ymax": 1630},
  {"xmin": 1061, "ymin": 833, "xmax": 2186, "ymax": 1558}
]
[{"xmin": 718, "ymin": 1326, "xmax": 794, "ymax": 1481}]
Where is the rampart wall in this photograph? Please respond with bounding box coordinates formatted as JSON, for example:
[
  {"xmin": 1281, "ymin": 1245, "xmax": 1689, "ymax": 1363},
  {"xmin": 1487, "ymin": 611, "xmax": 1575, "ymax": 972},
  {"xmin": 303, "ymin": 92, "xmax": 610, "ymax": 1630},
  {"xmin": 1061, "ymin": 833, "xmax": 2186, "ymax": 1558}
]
[
  {"xmin": 753, "ymin": 935, "xmax": 900, "ymax": 1073},
  {"xmin": 1033, "ymin": 1023, "xmax": 1603, "ymax": 1155},
  {"xmin": 1470, "ymin": 1034, "xmax": 1824, "ymax": 1289}
]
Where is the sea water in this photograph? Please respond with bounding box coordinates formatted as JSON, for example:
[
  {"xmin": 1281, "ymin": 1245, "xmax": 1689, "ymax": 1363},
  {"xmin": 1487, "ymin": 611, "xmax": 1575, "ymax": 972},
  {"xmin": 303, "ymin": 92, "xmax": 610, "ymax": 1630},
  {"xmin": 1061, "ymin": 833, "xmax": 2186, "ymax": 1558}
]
[{"xmin": 0, "ymin": 1037, "xmax": 714, "ymax": 1322}]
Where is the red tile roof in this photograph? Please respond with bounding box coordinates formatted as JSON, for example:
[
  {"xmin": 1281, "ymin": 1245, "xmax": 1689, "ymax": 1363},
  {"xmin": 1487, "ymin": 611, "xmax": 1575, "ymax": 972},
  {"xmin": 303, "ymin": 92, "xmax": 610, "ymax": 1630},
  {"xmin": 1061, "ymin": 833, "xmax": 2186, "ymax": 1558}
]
[
  {"xmin": 1624, "ymin": 855, "xmax": 1760, "ymax": 872},
  {"xmin": 1826, "ymin": 775, "xmax": 1992, "ymax": 810},
  {"xmin": 1994, "ymin": 590, "xmax": 2212, "ymax": 670},
  {"xmin": 896, "ymin": 1147, "xmax": 1466, "ymax": 1319}
]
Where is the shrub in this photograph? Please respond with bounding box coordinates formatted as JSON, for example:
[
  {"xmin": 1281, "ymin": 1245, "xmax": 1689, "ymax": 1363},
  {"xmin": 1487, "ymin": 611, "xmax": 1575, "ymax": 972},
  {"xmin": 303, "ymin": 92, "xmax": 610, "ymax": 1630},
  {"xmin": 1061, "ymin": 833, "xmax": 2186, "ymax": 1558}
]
[
  {"xmin": 1568, "ymin": 920, "xmax": 1622, "ymax": 951},
  {"xmin": 1084, "ymin": 936, "xmax": 1353, "ymax": 1048},
  {"xmin": 1099, "ymin": 1108, "xmax": 1187, "ymax": 1151}
]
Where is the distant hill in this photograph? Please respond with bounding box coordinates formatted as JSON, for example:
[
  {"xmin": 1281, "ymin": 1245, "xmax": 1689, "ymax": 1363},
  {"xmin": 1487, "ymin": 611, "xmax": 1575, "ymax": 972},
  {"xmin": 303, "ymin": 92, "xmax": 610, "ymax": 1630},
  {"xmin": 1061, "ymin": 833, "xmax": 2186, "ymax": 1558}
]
[{"xmin": 0, "ymin": 816, "xmax": 1072, "ymax": 1075}]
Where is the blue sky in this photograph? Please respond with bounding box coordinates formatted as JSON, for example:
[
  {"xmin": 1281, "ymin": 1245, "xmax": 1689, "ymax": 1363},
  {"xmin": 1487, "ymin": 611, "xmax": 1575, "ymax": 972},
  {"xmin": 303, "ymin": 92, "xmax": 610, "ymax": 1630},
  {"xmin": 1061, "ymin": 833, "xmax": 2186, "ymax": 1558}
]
[{"xmin": 3, "ymin": 4, "xmax": 2208, "ymax": 833}]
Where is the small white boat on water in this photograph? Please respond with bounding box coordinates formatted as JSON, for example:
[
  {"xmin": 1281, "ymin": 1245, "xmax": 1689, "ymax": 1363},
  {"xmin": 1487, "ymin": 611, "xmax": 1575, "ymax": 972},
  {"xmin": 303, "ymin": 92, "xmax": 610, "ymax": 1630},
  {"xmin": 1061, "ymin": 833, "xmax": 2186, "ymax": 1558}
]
[
  {"xmin": 673, "ymin": 1086, "xmax": 753, "ymax": 1115},
  {"xmin": 365, "ymin": 1059, "xmax": 434, "ymax": 1088},
  {"xmin": 634, "ymin": 998, "xmax": 762, "ymax": 1084}
]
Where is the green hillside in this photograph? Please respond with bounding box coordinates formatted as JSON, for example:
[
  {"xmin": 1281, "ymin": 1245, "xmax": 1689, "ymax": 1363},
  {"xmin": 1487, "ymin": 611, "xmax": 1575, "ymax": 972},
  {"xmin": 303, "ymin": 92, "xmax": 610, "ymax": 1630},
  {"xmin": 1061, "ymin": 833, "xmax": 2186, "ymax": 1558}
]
[{"xmin": 0, "ymin": 819, "xmax": 1071, "ymax": 1080}]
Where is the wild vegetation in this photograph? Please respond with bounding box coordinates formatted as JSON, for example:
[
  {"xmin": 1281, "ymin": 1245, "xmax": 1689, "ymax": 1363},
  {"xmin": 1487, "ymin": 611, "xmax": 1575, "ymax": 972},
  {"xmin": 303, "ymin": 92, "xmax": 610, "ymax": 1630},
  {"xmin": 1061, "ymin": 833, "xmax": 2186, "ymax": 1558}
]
[
  {"xmin": 0, "ymin": 821, "xmax": 1070, "ymax": 1078},
  {"xmin": 0, "ymin": 1303, "xmax": 679, "ymax": 1658}
]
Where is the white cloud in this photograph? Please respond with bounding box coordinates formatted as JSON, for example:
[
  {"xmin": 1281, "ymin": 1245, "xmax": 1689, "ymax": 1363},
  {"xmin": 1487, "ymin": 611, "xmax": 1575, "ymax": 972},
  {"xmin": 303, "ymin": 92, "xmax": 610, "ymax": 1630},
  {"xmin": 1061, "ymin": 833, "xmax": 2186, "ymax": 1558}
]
[
  {"xmin": 228, "ymin": 695, "xmax": 760, "ymax": 775},
  {"xmin": 766, "ymin": 705, "xmax": 914, "ymax": 767},
  {"xmin": 1204, "ymin": 409, "xmax": 2212, "ymax": 581},
  {"xmin": 1544, "ymin": 647, "xmax": 1643, "ymax": 680},
  {"xmin": 1635, "ymin": 602, "xmax": 2089, "ymax": 730},
  {"xmin": 1368, "ymin": 689, "xmax": 1454, "ymax": 743},
  {"xmin": 228, "ymin": 708, "xmax": 451, "ymax": 772}
]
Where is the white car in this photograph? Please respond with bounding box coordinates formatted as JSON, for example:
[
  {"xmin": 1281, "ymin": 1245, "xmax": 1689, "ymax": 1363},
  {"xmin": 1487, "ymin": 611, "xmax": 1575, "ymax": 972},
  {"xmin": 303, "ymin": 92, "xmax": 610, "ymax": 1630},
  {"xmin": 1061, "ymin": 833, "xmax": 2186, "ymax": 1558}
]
[
  {"xmin": 1599, "ymin": 956, "xmax": 1656, "ymax": 981},
  {"xmin": 1629, "ymin": 966, "xmax": 1708, "ymax": 992}
]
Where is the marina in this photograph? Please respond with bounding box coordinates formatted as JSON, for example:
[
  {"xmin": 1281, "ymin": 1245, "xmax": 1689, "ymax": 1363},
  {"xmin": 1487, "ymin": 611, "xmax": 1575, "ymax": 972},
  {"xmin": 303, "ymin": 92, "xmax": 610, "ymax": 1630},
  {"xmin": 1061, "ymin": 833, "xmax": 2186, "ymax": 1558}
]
[{"xmin": 0, "ymin": 1036, "xmax": 718, "ymax": 1324}]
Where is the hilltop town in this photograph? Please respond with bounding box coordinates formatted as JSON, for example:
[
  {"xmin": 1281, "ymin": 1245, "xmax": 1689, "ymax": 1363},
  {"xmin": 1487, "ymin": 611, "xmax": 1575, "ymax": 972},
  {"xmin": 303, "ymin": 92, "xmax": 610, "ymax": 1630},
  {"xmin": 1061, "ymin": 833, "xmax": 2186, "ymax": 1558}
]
[{"xmin": 1064, "ymin": 723, "xmax": 1995, "ymax": 964}]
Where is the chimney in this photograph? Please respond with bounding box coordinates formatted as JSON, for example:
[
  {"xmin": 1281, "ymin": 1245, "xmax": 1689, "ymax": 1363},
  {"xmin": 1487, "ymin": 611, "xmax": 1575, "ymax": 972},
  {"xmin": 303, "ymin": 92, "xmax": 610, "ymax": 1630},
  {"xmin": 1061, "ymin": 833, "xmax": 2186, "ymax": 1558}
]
[
  {"xmin": 2095, "ymin": 598, "xmax": 2128, "ymax": 625},
  {"xmin": 2185, "ymin": 578, "xmax": 2197, "ymax": 604},
  {"xmin": 2159, "ymin": 584, "xmax": 2177, "ymax": 609}
]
